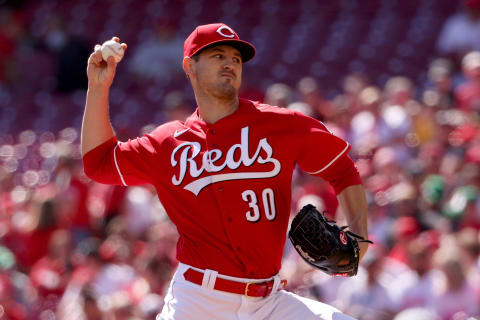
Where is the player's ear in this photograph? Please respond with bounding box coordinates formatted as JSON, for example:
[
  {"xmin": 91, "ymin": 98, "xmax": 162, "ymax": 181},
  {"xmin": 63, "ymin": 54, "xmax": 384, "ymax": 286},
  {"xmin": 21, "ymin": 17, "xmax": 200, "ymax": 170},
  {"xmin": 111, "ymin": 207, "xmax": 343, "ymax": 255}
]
[{"xmin": 183, "ymin": 56, "xmax": 194, "ymax": 78}]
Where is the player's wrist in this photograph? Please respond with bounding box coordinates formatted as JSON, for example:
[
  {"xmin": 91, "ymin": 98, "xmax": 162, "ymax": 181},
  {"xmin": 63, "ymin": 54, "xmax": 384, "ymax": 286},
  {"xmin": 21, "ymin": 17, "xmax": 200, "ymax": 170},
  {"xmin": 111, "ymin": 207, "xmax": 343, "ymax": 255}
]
[
  {"xmin": 358, "ymin": 242, "xmax": 369, "ymax": 260},
  {"xmin": 87, "ymin": 82, "xmax": 111, "ymax": 92}
]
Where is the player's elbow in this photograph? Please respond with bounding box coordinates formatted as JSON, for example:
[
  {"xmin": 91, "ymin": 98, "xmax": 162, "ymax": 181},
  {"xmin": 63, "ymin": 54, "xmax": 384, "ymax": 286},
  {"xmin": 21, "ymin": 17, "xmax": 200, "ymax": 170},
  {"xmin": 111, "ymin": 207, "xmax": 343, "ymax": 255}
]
[
  {"xmin": 81, "ymin": 138, "xmax": 119, "ymax": 184},
  {"xmin": 82, "ymin": 155, "xmax": 108, "ymax": 183},
  {"xmin": 325, "ymin": 165, "xmax": 362, "ymax": 194}
]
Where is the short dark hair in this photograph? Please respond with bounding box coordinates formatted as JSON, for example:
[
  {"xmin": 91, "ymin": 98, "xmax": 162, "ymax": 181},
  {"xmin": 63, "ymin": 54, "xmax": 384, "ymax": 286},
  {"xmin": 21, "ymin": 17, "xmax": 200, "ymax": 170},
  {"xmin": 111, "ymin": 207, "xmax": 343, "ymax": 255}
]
[
  {"xmin": 191, "ymin": 54, "xmax": 200, "ymax": 62},
  {"xmin": 186, "ymin": 54, "xmax": 200, "ymax": 81}
]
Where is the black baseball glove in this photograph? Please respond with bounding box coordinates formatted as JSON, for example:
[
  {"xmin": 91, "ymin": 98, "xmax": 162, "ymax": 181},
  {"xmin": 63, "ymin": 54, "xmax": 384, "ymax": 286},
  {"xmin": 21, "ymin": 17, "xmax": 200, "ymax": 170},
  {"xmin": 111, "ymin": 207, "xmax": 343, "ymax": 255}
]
[{"xmin": 288, "ymin": 204, "xmax": 373, "ymax": 277}]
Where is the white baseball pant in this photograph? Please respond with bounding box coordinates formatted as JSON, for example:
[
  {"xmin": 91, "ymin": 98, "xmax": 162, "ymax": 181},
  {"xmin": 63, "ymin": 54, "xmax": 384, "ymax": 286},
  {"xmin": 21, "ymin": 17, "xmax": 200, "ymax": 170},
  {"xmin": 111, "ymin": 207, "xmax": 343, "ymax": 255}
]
[{"xmin": 157, "ymin": 263, "xmax": 356, "ymax": 320}]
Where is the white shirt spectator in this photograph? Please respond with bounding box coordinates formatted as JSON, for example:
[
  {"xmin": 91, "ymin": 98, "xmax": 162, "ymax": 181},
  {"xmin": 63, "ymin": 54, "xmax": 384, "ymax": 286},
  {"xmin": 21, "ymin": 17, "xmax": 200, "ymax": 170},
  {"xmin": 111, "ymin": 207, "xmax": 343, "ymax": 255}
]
[
  {"xmin": 378, "ymin": 257, "xmax": 418, "ymax": 310},
  {"xmin": 437, "ymin": 13, "xmax": 480, "ymax": 55},
  {"xmin": 336, "ymin": 267, "xmax": 396, "ymax": 319},
  {"xmin": 430, "ymin": 280, "xmax": 478, "ymax": 320},
  {"xmin": 398, "ymin": 270, "xmax": 440, "ymax": 310}
]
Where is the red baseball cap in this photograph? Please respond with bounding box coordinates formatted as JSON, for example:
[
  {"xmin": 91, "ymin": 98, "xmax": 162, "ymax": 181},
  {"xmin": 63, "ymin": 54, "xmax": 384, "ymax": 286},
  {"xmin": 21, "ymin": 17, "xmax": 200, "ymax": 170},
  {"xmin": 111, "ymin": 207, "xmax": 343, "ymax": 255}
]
[{"xmin": 184, "ymin": 23, "xmax": 256, "ymax": 63}]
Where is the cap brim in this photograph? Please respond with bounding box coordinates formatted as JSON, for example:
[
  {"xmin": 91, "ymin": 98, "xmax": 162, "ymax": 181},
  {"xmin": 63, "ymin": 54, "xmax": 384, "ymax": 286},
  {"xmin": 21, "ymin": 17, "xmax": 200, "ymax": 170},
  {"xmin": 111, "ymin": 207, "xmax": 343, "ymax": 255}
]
[{"xmin": 191, "ymin": 39, "xmax": 256, "ymax": 63}]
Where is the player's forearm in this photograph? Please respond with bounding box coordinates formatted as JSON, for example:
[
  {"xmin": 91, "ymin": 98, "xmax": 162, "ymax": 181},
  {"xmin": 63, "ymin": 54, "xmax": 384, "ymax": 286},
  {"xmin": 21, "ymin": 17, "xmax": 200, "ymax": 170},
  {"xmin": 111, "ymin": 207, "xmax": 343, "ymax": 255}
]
[
  {"xmin": 337, "ymin": 184, "xmax": 369, "ymax": 260},
  {"xmin": 81, "ymin": 85, "xmax": 115, "ymax": 156}
]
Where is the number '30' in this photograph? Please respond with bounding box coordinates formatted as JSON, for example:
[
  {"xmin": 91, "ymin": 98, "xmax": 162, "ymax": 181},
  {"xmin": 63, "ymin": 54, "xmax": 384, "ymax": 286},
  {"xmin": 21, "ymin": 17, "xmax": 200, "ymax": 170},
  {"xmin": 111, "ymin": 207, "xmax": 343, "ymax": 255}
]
[{"xmin": 241, "ymin": 188, "xmax": 276, "ymax": 222}]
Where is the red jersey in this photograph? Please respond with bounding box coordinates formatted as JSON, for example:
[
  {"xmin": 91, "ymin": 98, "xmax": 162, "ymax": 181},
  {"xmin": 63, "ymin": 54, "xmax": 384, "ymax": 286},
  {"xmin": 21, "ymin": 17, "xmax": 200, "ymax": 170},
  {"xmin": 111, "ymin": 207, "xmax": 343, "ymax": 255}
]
[
  {"xmin": 455, "ymin": 81, "xmax": 480, "ymax": 112},
  {"xmin": 83, "ymin": 99, "xmax": 361, "ymax": 279}
]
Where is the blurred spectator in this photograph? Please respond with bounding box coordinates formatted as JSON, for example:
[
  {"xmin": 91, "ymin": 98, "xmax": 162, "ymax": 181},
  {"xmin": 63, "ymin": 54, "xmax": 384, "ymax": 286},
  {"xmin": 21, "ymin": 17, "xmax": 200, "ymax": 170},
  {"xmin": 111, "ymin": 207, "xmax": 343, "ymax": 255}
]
[
  {"xmin": 29, "ymin": 229, "xmax": 72, "ymax": 316},
  {"xmin": 287, "ymin": 101, "xmax": 315, "ymax": 117},
  {"xmin": 339, "ymin": 73, "xmax": 369, "ymax": 113},
  {"xmin": 349, "ymin": 86, "xmax": 383, "ymax": 152},
  {"xmin": 0, "ymin": 6, "xmax": 25, "ymax": 87},
  {"xmin": 123, "ymin": 186, "xmax": 165, "ymax": 237},
  {"xmin": 455, "ymin": 51, "xmax": 480, "ymax": 113},
  {"xmin": 97, "ymin": 185, "xmax": 128, "ymax": 236},
  {"xmin": 57, "ymin": 238, "xmax": 102, "ymax": 319},
  {"xmin": 431, "ymin": 238, "xmax": 479, "ymax": 319},
  {"xmin": 437, "ymin": 0, "xmax": 480, "ymax": 65},
  {"xmin": 383, "ymin": 76, "xmax": 414, "ymax": 106},
  {"xmin": 68, "ymin": 238, "xmax": 103, "ymax": 287},
  {"xmin": 40, "ymin": 14, "xmax": 89, "ymax": 92},
  {"xmin": 337, "ymin": 246, "xmax": 395, "ymax": 320},
  {"xmin": 9, "ymin": 199, "xmax": 59, "ymax": 269},
  {"xmin": 411, "ymin": 100, "xmax": 439, "ymax": 146},
  {"xmin": 296, "ymin": 76, "xmax": 335, "ymax": 120},
  {"xmin": 388, "ymin": 216, "xmax": 421, "ymax": 265},
  {"xmin": 239, "ymin": 80, "xmax": 265, "ymax": 103},
  {"xmin": 264, "ymin": 83, "xmax": 292, "ymax": 108},
  {"xmin": 79, "ymin": 285, "xmax": 104, "ymax": 320},
  {"xmin": 30, "ymin": 229, "xmax": 71, "ymax": 290},
  {"xmin": 398, "ymin": 237, "xmax": 438, "ymax": 310},
  {"xmin": 444, "ymin": 184, "xmax": 480, "ymax": 229},
  {"xmin": 57, "ymin": 283, "xmax": 105, "ymax": 320},
  {"xmin": 128, "ymin": 22, "xmax": 183, "ymax": 84},
  {"xmin": 162, "ymin": 90, "xmax": 193, "ymax": 122},
  {"xmin": 423, "ymin": 58, "xmax": 455, "ymax": 109},
  {"xmin": 394, "ymin": 307, "xmax": 439, "ymax": 320},
  {"xmin": 378, "ymin": 77, "xmax": 413, "ymax": 151},
  {"xmin": 54, "ymin": 156, "xmax": 91, "ymax": 245},
  {"xmin": 456, "ymin": 228, "xmax": 480, "ymax": 284},
  {"xmin": 0, "ymin": 246, "xmax": 29, "ymax": 320},
  {"xmin": 413, "ymin": 59, "xmax": 455, "ymax": 146}
]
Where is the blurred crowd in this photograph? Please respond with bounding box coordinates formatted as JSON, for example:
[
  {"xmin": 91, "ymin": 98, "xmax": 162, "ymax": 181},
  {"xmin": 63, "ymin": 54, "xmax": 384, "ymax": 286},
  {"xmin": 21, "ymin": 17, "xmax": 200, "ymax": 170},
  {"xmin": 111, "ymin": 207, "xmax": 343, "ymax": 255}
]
[
  {"xmin": 281, "ymin": 54, "xmax": 480, "ymax": 319},
  {"xmin": 1, "ymin": 0, "xmax": 480, "ymax": 319}
]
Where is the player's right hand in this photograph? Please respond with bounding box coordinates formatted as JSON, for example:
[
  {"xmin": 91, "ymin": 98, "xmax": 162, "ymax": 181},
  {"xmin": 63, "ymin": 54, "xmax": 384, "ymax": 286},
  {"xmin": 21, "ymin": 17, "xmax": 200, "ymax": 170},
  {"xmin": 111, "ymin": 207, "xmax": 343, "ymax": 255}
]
[{"xmin": 87, "ymin": 37, "xmax": 127, "ymax": 89}]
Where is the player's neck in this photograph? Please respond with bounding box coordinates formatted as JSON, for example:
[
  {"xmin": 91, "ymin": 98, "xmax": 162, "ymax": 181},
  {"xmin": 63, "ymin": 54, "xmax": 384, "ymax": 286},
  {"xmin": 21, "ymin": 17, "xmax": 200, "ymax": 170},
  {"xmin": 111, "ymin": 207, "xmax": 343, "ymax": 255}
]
[{"xmin": 196, "ymin": 95, "xmax": 239, "ymax": 124}]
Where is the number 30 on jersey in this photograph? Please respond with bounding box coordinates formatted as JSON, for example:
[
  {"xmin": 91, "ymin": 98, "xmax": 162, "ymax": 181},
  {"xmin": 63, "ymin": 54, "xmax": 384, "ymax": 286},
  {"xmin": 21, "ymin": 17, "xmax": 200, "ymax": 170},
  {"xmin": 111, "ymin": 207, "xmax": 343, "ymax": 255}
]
[{"xmin": 241, "ymin": 188, "xmax": 276, "ymax": 222}]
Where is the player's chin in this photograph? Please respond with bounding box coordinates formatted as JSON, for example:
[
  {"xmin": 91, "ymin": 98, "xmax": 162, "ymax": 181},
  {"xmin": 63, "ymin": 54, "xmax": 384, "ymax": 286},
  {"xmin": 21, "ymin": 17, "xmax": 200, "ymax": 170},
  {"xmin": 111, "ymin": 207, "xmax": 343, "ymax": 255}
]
[{"xmin": 214, "ymin": 83, "xmax": 237, "ymax": 100}]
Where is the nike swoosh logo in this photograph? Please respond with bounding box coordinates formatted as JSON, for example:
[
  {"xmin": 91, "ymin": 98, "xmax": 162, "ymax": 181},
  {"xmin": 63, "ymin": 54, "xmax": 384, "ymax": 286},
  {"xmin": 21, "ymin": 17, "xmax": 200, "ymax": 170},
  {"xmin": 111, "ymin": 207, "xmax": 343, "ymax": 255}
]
[{"xmin": 174, "ymin": 128, "xmax": 190, "ymax": 138}]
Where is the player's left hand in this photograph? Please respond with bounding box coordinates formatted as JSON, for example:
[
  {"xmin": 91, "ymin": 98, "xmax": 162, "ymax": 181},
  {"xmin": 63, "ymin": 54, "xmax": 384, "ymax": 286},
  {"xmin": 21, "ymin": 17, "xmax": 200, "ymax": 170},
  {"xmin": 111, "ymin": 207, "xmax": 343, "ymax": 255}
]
[{"xmin": 288, "ymin": 204, "xmax": 373, "ymax": 277}]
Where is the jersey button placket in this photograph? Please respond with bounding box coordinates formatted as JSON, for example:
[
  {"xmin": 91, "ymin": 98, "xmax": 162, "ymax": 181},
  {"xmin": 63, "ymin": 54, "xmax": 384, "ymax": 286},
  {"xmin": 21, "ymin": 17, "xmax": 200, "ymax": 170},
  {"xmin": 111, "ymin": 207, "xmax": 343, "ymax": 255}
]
[{"xmin": 206, "ymin": 128, "xmax": 218, "ymax": 168}]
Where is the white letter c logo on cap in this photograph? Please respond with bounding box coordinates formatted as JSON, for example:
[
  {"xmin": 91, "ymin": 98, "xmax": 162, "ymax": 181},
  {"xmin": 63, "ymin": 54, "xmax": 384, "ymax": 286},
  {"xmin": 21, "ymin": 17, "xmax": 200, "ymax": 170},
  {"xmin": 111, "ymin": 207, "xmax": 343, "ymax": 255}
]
[{"xmin": 216, "ymin": 26, "xmax": 235, "ymax": 38}]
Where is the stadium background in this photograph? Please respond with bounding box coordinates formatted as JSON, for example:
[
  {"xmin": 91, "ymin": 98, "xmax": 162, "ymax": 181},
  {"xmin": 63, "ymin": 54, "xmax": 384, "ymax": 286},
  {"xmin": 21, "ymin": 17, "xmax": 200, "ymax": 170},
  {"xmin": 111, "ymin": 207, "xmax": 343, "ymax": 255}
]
[{"xmin": 0, "ymin": 0, "xmax": 479, "ymax": 319}]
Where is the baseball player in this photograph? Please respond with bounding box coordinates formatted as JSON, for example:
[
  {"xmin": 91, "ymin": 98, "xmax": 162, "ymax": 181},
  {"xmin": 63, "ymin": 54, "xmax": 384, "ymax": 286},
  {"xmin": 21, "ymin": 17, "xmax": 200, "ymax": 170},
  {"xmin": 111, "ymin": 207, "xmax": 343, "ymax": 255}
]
[{"xmin": 82, "ymin": 23, "xmax": 369, "ymax": 320}]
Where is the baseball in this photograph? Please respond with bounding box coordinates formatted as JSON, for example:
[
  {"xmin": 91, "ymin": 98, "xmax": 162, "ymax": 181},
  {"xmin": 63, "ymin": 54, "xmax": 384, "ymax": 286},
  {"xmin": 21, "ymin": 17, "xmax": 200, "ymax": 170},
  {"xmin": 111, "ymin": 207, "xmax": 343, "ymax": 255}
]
[{"xmin": 101, "ymin": 40, "xmax": 124, "ymax": 63}]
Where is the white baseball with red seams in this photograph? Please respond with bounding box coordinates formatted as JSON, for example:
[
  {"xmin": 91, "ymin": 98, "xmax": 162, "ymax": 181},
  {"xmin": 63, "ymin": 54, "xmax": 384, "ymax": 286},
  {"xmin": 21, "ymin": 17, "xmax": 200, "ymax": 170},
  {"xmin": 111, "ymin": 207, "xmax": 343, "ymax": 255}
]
[{"xmin": 101, "ymin": 40, "xmax": 124, "ymax": 63}]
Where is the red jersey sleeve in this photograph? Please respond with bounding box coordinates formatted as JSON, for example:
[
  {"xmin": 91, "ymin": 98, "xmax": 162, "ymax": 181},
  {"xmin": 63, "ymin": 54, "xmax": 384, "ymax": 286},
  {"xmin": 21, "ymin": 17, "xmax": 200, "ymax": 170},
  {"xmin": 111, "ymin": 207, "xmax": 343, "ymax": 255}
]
[
  {"xmin": 294, "ymin": 112, "xmax": 362, "ymax": 193},
  {"xmin": 82, "ymin": 134, "xmax": 160, "ymax": 186}
]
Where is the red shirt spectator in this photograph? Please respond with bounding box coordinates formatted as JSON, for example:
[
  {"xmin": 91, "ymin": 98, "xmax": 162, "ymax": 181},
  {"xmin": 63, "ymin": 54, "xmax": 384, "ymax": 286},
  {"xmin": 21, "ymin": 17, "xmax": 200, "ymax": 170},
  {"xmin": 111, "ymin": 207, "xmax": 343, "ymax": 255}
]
[{"xmin": 455, "ymin": 51, "xmax": 480, "ymax": 112}]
